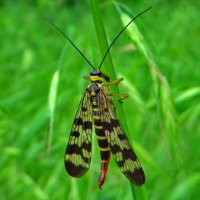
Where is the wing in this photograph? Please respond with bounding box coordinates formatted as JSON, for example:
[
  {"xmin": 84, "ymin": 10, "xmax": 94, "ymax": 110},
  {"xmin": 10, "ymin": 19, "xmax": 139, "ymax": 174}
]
[
  {"xmin": 65, "ymin": 90, "xmax": 92, "ymax": 177},
  {"xmin": 100, "ymin": 89, "xmax": 145, "ymax": 185}
]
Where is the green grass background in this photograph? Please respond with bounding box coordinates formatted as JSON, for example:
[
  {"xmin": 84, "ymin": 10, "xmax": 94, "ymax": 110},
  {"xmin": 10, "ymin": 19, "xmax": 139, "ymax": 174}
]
[{"xmin": 0, "ymin": 0, "xmax": 200, "ymax": 200}]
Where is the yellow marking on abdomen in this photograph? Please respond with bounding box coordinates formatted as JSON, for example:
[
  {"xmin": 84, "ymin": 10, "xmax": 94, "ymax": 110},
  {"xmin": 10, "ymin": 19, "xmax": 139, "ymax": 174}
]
[
  {"xmin": 96, "ymin": 135, "xmax": 106, "ymax": 140},
  {"xmin": 99, "ymin": 147, "xmax": 110, "ymax": 151},
  {"xmin": 94, "ymin": 125, "xmax": 103, "ymax": 129},
  {"xmin": 92, "ymin": 108, "xmax": 98, "ymax": 111},
  {"xmin": 93, "ymin": 115, "xmax": 100, "ymax": 120},
  {"xmin": 92, "ymin": 101, "xmax": 97, "ymax": 105}
]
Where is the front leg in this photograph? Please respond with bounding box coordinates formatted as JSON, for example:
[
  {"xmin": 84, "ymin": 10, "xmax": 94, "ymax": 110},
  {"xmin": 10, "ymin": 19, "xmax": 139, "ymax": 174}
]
[
  {"xmin": 83, "ymin": 75, "xmax": 91, "ymax": 81},
  {"xmin": 104, "ymin": 89, "xmax": 128, "ymax": 102},
  {"xmin": 109, "ymin": 93, "xmax": 129, "ymax": 102},
  {"xmin": 103, "ymin": 78, "xmax": 128, "ymax": 102},
  {"xmin": 102, "ymin": 78, "xmax": 123, "ymax": 87}
]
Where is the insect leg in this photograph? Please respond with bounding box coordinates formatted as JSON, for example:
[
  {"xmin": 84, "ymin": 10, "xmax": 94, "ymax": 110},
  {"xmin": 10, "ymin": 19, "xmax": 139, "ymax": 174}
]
[
  {"xmin": 103, "ymin": 78, "xmax": 128, "ymax": 102},
  {"xmin": 110, "ymin": 93, "xmax": 129, "ymax": 102},
  {"xmin": 103, "ymin": 78, "xmax": 123, "ymax": 87},
  {"xmin": 104, "ymin": 89, "xmax": 128, "ymax": 102},
  {"xmin": 83, "ymin": 75, "xmax": 91, "ymax": 81}
]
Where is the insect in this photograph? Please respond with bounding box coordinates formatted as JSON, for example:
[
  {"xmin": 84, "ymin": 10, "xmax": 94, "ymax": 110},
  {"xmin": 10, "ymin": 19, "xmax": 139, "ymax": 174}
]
[{"xmin": 46, "ymin": 7, "xmax": 151, "ymax": 188}]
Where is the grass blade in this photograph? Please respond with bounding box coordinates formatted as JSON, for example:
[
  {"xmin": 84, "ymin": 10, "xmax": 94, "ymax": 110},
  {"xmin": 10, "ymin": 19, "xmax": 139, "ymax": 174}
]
[{"xmin": 89, "ymin": 0, "xmax": 148, "ymax": 199}]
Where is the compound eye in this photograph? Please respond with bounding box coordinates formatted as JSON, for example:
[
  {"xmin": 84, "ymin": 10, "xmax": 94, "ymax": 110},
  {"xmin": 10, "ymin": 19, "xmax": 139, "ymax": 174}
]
[{"xmin": 90, "ymin": 70, "xmax": 101, "ymax": 76}]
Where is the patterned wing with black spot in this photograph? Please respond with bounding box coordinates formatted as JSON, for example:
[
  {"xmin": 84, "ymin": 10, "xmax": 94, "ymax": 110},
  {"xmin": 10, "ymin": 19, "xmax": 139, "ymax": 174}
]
[
  {"xmin": 100, "ymin": 89, "xmax": 145, "ymax": 185},
  {"xmin": 65, "ymin": 90, "xmax": 93, "ymax": 177}
]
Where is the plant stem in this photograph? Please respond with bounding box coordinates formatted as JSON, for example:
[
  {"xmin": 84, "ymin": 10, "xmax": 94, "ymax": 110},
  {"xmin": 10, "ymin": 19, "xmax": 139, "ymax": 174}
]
[{"xmin": 89, "ymin": 0, "xmax": 148, "ymax": 199}]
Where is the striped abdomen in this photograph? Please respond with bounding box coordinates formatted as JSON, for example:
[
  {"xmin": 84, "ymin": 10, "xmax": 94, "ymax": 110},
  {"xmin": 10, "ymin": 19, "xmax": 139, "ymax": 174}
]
[{"xmin": 91, "ymin": 94, "xmax": 110, "ymax": 188}]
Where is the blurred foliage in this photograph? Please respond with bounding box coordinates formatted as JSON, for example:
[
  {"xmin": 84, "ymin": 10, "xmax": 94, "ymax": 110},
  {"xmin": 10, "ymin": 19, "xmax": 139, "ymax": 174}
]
[{"xmin": 0, "ymin": 0, "xmax": 200, "ymax": 200}]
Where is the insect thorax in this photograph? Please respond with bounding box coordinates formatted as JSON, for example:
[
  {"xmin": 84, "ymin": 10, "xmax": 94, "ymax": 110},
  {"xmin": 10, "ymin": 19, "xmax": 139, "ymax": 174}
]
[
  {"xmin": 87, "ymin": 70, "xmax": 103, "ymax": 96},
  {"xmin": 87, "ymin": 83, "xmax": 102, "ymax": 96}
]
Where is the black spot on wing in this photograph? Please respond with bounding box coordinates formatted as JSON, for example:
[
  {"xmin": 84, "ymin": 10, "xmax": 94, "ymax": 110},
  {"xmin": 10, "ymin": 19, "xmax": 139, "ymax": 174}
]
[
  {"xmin": 126, "ymin": 168, "xmax": 145, "ymax": 186},
  {"xmin": 73, "ymin": 117, "xmax": 82, "ymax": 125},
  {"xmin": 65, "ymin": 90, "xmax": 92, "ymax": 178},
  {"xmin": 111, "ymin": 144, "xmax": 136, "ymax": 160},
  {"xmin": 73, "ymin": 117, "xmax": 92, "ymax": 130},
  {"xmin": 81, "ymin": 107, "xmax": 87, "ymax": 112},
  {"xmin": 110, "ymin": 119, "xmax": 119, "ymax": 127},
  {"xmin": 82, "ymin": 142, "xmax": 92, "ymax": 152},
  {"xmin": 66, "ymin": 143, "xmax": 91, "ymax": 155},
  {"xmin": 65, "ymin": 161, "xmax": 86, "ymax": 177},
  {"xmin": 103, "ymin": 122, "xmax": 112, "ymax": 132},
  {"xmin": 102, "ymin": 119, "xmax": 120, "ymax": 132},
  {"xmin": 118, "ymin": 133, "xmax": 127, "ymax": 140},
  {"xmin": 65, "ymin": 143, "xmax": 91, "ymax": 177},
  {"xmin": 98, "ymin": 88, "xmax": 145, "ymax": 186},
  {"xmin": 111, "ymin": 144, "xmax": 121, "ymax": 154},
  {"xmin": 83, "ymin": 121, "xmax": 92, "ymax": 130},
  {"xmin": 72, "ymin": 131, "xmax": 80, "ymax": 137}
]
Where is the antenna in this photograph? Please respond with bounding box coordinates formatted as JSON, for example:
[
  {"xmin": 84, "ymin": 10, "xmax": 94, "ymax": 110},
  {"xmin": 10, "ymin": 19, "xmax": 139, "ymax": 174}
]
[
  {"xmin": 98, "ymin": 7, "xmax": 152, "ymax": 70},
  {"xmin": 45, "ymin": 17, "xmax": 95, "ymax": 70}
]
